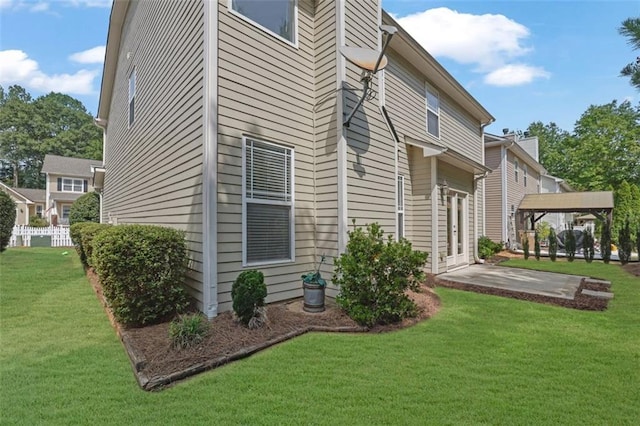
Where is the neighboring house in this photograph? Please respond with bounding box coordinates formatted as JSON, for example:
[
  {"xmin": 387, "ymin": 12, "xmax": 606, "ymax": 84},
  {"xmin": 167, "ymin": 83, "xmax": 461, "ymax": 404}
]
[
  {"xmin": 41, "ymin": 154, "xmax": 102, "ymax": 226},
  {"xmin": 0, "ymin": 182, "xmax": 46, "ymax": 225},
  {"xmin": 96, "ymin": 0, "xmax": 493, "ymax": 318},
  {"xmin": 484, "ymin": 131, "xmax": 546, "ymax": 247}
]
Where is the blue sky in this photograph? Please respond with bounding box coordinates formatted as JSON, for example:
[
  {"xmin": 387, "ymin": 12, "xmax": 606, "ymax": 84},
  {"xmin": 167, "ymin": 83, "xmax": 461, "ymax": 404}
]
[{"xmin": 0, "ymin": 0, "xmax": 638, "ymax": 135}]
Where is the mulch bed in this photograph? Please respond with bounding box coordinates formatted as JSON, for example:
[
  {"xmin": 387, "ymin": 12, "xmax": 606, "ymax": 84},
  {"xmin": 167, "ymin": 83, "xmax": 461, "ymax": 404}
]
[{"xmin": 86, "ymin": 270, "xmax": 441, "ymax": 391}]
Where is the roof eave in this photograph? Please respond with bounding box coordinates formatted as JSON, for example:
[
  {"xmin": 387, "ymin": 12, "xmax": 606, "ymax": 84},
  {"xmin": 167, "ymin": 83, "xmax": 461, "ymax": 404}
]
[{"xmin": 97, "ymin": 0, "xmax": 129, "ymax": 121}]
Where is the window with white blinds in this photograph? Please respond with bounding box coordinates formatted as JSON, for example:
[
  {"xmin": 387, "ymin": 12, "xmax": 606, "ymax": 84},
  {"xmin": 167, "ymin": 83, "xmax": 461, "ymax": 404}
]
[
  {"xmin": 243, "ymin": 137, "xmax": 294, "ymax": 265},
  {"xmin": 426, "ymin": 86, "xmax": 440, "ymax": 138}
]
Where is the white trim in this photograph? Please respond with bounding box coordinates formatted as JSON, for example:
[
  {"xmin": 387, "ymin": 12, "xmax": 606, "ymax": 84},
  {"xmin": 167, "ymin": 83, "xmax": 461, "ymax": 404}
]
[
  {"xmin": 60, "ymin": 177, "xmax": 85, "ymax": 193},
  {"xmin": 227, "ymin": 0, "xmax": 299, "ymax": 48},
  {"xmin": 431, "ymin": 157, "xmax": 438, "ymax": 274},
  {"xmin": 425, "ymin": 83, "xmax": 440, "ymax": 139},
  {"xmin": 501, "ymin": 145, "xmax": 508, "ymax": 243},
  {"xmin": 242, "ymin": 136, "xmax": 295, "ymax": 266},
  {"xmin": 202, "ymin": 0, "xmax": 219, "ymax": 319},
  {"xmin": 337, "ymin": 0, "xmax": 347, "ymax": 254},
  {"xmin": 397, "ymin": 175, "xmax": 405, "ymax": 240}
]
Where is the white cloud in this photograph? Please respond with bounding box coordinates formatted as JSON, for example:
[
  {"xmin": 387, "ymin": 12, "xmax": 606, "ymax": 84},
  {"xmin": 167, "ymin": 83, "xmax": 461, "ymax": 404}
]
[
  {"xmin": 0, "ymin": 49, "xmax": 98, "ymax": 95},
  {"xmin": 69, "ymin": 46, "xmax": 105, "ymax": 64},
  {"xmin": 484, "ymin": 64, "xmax": 550, "ymax": 87},
  {"xmin": 30, "ymin": 2, "xmax": 48, "ymax": 12},
  {"xmin": 395, "ymin": 7, "xmax": 550, "ymax": 86},
  {"xmin": 0, "ymin": 0, "xmax": 110, "ymax": 11},
  {"xmin": 0, "ymin": 0, "xmax": 14, "ymax": 8}
]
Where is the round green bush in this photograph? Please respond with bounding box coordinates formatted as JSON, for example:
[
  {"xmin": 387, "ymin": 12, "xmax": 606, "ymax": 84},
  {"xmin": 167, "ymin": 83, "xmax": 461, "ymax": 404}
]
[
  {"xmin": 69, "ymin": 191, "xmax": 100, "ymax": 226},
  {"xmin": 79, "ymin": 223, "xmax": 111, "ymax": 267},
  {"xmin": 232, "ymin": 270, "xmax": 267, "ymax": 326},
  {"xmin": 93, "ymin": 224, "xmax": 190, "ymax": 327},
  {"xmin": 0, "ymin": 191, "xmax": 17, "ymax": 252}
]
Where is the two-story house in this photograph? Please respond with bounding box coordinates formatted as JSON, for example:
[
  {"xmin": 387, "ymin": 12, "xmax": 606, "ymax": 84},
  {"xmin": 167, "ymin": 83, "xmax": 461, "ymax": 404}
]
[
  {"xmin": 41, "ymin": 154, "xmax": 103, "ymax": 226},
  {"xmin": 96, "ymin": 0, "xmax": 494, "ymax": 318},
  {"xmin": 0, "ymin": 182, "xmax": 46, "ymax": 225},
  {"xmin": 484, "ymin": 131, "xmax": 546, "ymax": 247}
]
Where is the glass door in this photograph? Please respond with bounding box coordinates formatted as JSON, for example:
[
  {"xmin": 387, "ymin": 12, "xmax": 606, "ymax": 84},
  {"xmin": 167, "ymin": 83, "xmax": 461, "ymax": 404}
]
[{"xmin": 446, "ymin": 192, "xmax": 468, "ymax": 267}]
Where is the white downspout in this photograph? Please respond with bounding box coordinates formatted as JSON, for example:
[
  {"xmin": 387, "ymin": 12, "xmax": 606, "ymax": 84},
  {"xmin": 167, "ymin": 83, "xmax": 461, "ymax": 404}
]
[{"xmin": 474, "ymin": 119, "xmax": 493, "ymax": 263}]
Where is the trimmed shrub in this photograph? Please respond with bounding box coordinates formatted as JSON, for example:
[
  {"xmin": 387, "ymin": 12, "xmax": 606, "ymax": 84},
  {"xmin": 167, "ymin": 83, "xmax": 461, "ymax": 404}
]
[
  {"xmin": 69, "ymin": 192, "xmax": 100, "ymax": 226},
  {"xmin": 618, "ymin": 219, "xmax": 632, "ymax": 265},
  {"xmin": 583, "ymin": 228, "xmax": 595, "ymax": 263},
  {"xmin": 232, "ymin": 270, "xmax": 267, "ymax": 328},
  {"xmin": 334, "ymin": 222, "xmax": 428, "ymax": 327},
  {"xmin": 29, "ymin": 216, "xmax": 49, "ymax": 227},
  {"xmin": 93, "ymin": 224, "xmax": 190, "ymax": 327},
  {"xmin": 566, "ymin": 224, "xmax": 576, "ymax": 262},
  {"xmin": 169, "ymin": 313, "xmax": 209, "ymax": 349},
  {"xmin": 534, "ymin": 230, "xmax": 541, "ymax": 261},
  {"xmin": 478, "ymin": 236, "xmax": 502, "ymax": 259},
  {"xmin": 523, "ymin": 234, "xmax": 530, "ymax": 260},
  {"xmin": 636, "ymin": 227, "xmax": 640, "ymax": 262},
  {"xmin": 80, "ymin": 223, "xmax": 111, "ymax": 267},
  {"xmin": 0, "ymin": 191, "xmax": 16, "ymax": 253},
  {"xmin": 70, "ymin": 222, "xmax": 97, "ymax": 266},
  {"xmin": 601, "ymin": 218, "xmax": 612, "ymax": 264},
  {"xmin": 549, "ymin": 228, "xmax": 557, "ymax": 262}
]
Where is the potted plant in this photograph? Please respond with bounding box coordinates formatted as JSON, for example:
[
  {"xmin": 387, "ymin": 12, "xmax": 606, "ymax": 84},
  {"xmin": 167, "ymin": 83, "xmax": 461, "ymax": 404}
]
[{"xmin": 301, "ymin": 255, "xmax": 326, "ymax": 313}]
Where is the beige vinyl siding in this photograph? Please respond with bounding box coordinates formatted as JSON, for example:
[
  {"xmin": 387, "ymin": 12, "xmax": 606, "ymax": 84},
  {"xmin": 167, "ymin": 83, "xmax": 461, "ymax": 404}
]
[
  {"xmin": 344, "ymin": 0, "xmax": 396, "ymax": 234},
  {"xmin": 101, "ymin": 0, "xmax": 206, "ymax": 303},
  {"xmin": 216, "ymin": 0, "xmax": 317, "ymax": 311},
  {"xmin": 405, "ymin": 145, "xmax": 433, "ymax": 269},
  {"xmin": 484, "ymin": 146, "xmax": 504, "ymax": 242}
]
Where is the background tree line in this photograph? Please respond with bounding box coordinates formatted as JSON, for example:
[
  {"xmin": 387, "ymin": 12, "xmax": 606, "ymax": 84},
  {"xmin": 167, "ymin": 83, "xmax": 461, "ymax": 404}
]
[{"xmin": 0, "ymin": 85, "xmax": 102, "ymax": 189}]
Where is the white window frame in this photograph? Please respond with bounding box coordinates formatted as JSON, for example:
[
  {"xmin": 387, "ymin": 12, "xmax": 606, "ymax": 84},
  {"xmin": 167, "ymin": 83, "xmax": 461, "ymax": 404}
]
[
  {"xmin": 425, "ymin": 84, "xmax": 440, "ymax": 139},
  {"xmin": 523, "ymin": 164, "xmax": 528, "ymax": 187},
  {"xmin": 128, "ymin": 68, "xmax": 136, "ymax": 127},
  {"xmin": 228, "ymin": 0, "xmax": 298, "ymax": 47},
  {"xmin": 61, "ymin": 177, "xmax": 84, "ymax": 193},
  {"xmin": 397, "ymin": 175, "xmax": 405, "ymax": 240},
  {"xmin": 514, "ymin": 158, "xmax": 519, "ymax": 183},
  {"xmin": 242, "ymin": 136, "xmax": 295, "ymax": 266}
]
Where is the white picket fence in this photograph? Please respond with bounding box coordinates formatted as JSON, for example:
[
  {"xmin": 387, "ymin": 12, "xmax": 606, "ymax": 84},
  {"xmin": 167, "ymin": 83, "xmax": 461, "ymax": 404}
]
[{"xmin": 9, "ymin": 225, "xmax": 73, "ymax": 247}]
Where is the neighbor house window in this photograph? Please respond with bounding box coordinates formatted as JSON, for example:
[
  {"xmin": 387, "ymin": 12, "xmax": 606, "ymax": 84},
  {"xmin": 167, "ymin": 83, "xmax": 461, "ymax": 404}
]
[
  {"xmin": 230, "ymin": 0, "xmax": 297, "ymax": 44},
  {"xmin": 61, "ymin": 205, "xmax": 71, "ymax": 219},
  {"xmin": 58, "ymin": 178, "xmax": 86, "ymax": 193},
  {"xmin": 36, "ymin": 205, "xmax": 43, "ymax": 218},
  {"xmin": 514, "ymin": 159, "xmax": 519, "ymax": 183},
  {"xmin": 243, "ymin": 137, "xmax": 294, "ymax": 265},
  {"xmin": 523, "ymin": 164, "xmax": 528, "ymax": 187},
  {"xmin": 128, "ymin": 68, "xmax": 136, "ymax": 126},
  {"xmin": 397, "ymin": 175, "xmax": 405, "ymax": 239},
  {"xmin": 426, "ymin": 85, "xmax": 440, "ymax": 138}
]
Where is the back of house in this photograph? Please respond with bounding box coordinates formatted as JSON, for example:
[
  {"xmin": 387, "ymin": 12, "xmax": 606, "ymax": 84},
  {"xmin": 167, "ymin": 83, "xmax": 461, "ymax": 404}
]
[{"xmin": 97, "ymin": 0, "xmax": 493, "ymax": 318}]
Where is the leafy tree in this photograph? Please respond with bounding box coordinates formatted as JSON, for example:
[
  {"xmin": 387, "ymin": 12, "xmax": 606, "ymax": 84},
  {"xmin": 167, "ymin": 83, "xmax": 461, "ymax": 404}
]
[
  {"xmin": 619, "ymin": 17, "xmax": 640, "ymax": 90},
  {"xmin": 0, "ymin": 85, "xmax": 102, "ymax": 189},
  {"xmin": 527, "ymin": 121, "xmax": 573, "ymax": 179},
  {"xmin": 0, "ymin": 191, "xmax": 16, "ymax": 252}
]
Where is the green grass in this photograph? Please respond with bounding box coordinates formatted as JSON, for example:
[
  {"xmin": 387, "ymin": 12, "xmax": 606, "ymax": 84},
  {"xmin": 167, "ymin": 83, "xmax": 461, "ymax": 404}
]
[{"xmin": 1, "ymin": 249, "xmax": 639, "ymax": 425}]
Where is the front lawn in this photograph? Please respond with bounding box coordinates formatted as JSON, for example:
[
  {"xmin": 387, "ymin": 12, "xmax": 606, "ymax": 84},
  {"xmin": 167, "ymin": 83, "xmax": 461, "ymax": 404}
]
[{"xmin": 1, "ymin": 248, "xmax": 639, "ymax": 424}]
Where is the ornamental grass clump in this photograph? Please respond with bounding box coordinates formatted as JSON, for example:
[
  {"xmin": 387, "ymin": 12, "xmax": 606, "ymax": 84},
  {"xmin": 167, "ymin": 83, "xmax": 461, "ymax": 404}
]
[
  {"xmin": 169, "ymin": 313, "xmax": 209, "ymax": 349},
  {"xmin": 333, "ymin": 221, "xmax": 428, "ymax": 327}
]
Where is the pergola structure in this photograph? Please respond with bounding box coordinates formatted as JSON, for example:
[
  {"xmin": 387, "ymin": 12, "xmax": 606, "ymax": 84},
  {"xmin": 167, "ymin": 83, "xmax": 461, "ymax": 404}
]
[{"xmin": 518, "ymin": 191, "xmax": 614, "ymax": 231}]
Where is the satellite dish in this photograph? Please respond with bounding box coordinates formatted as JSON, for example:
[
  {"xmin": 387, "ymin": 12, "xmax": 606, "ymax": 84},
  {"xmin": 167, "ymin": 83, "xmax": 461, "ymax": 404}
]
[{"xmin": 340, "ymin": 46, "xmax": 388, "ymax": 72}]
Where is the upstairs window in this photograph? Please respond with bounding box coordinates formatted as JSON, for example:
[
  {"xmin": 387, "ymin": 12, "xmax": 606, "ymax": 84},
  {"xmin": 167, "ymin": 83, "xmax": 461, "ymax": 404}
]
[
  {"xmin": 426, "ymin": 86, "xmax": 440, "ymax": 138},
  {"xmin": 58, "ymin": 178, "xmax": 87, "ymax": 193},
  {"xmin": 128, "ymin": 68, "xmax": 136, "ymax": 127},
  {"xmin": 514, "ymin": 158, "xmax": 519, "ymax": 183},
  {"xmin": 243, "ymin": 137, "xmax": 295, "ymax": 265},
  {"xmin": 523, "ymin": 164, "xmax": 528, "ymax": 187},
  {"xmin": 397, "ymin": 175, "xmax": 405, "ymax": 239},
  {"xmin": 230, "ymin": 0, "xmax": 297, "ymax": 45}
]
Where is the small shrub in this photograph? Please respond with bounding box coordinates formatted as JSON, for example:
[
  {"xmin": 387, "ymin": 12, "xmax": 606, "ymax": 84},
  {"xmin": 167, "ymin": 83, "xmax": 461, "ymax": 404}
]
[
  {"xmin": 80, "ymin": 223, "xmax": 111, "ymax": 267},
  {"xmin": 618, "ymin": 218, "xmax": 632, "ymax": 265},
  {"xmin": 69, "ymin": 192, "xmax": 100, "ymax": 226},
  {"xmin": 29, "ymin": 216, "xmax": 49, "ymax": 227},
  {"xmin": 169, "ymin": 313, "xmax": 209, "ymax": 349},
  {"xmin": 522, "ymin": 234, "xmax": 530, "ymax": 260},
  {"xmin": 549, "ymin": 228, "xmax": 557, "ymax": 262},
  {"xmin": 0, "ymin": 191, "xmax": 16, "ymax": 252},
  {"xmin": 601, "ymin": 218, "xmax": 612, "ymax": 264},
  {"xmin": 535, "ymin": 221, "xmax": 551, "ymax": 244},
  {"xmin": 636, "ymin": 226, "xmax": 640, "ymax": 262},
  {"xmin": 478, "ymin": 236, "xmax": 502, "ymax": 260},
  {"xmin": 232, "ymin": 270, "xmax": 267, "ymax": 328},
  {"xmin": 333, "ymin": 221, "xmax": 428, "ymax": 327},
  {"xmin": 70, "ymin": 222, "xmax": 96, "ymax": 265},
  {"xmin": 93, "ymin": 224, "xmax": 190, "ymax": 327},
  {"xmin": 583, "ymin": 228, "xmax": 595, "ymax": 263},
  {"xmin": 534, "ymin": 230, "xmax": 541, "ymax": 261},
  {"xmin": 566, "ymin": 224, "xmax": 576, "ymax": 262}
]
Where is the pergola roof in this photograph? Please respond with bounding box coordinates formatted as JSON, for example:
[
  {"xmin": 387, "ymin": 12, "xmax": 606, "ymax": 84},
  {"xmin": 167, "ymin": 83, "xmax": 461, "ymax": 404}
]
[{"xmin": 518, "ymin": 191, "xmax": 614, "ymax": 213}]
